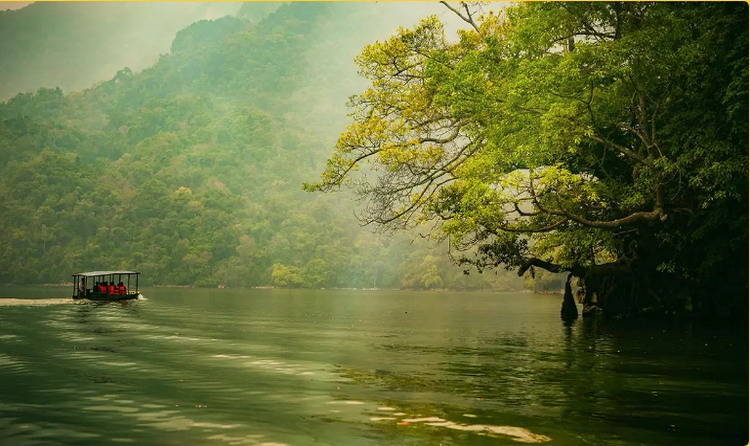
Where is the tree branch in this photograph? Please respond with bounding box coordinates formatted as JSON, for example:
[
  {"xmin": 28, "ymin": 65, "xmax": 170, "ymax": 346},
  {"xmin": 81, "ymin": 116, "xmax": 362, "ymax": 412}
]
[
  {"xmin": 440, "ymin": 1, "xmax": 481, "ymax": 34},
  {"xmin": 589, "ymin": 134, "xmax": 647, "ymax": 164},
  {"xmin": 517, "ymin": 258, "xmax": 583, "ymax": 277}
]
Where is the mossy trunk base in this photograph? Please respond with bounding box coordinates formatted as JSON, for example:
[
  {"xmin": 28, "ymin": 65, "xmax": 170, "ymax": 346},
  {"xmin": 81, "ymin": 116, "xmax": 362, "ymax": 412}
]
[
  {"xmin": 576, "ymin": 261, "xmax": 694, "ymax": 319},
  {"xmin": 561, "ymin": 273, "xmax": 579, "ymax": 321}
]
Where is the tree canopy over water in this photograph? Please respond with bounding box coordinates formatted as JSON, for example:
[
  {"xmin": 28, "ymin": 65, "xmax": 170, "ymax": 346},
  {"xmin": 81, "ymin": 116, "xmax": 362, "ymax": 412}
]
[{"xmin": 308, "ymin": 2, "xmax": 748, "ymax": 317}]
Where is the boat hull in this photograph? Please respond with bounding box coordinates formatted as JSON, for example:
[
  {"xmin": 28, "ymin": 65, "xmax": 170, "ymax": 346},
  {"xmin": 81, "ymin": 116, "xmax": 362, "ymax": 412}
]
[{"xmin": 73, "ymin": 292, "xmax": 140, "ymax": 301}]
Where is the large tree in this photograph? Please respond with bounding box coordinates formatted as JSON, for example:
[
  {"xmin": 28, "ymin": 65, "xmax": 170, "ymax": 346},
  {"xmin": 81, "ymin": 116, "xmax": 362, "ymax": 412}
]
[{"xmin": 307, "ymin": 2, "xmax": 748, "ymax": 319}]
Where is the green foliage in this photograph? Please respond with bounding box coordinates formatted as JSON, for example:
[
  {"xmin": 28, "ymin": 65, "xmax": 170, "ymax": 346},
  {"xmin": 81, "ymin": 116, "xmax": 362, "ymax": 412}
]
[
  {"xmin": 311, "ymin": 2, "xmax": 748, "ymax": 303},
  {"xmin": 0, "ymin": 3, "xmax": 524, "ymax": 291},
  {"xmin": 271, "ymin": 264, "xmax": 304, "ymax": 288}
]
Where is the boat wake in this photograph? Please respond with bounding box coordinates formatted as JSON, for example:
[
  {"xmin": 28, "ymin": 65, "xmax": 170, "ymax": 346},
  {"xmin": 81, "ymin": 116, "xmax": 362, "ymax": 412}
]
[{"xmin": 0, "ymin": 298, "xmax": 73, "ymax": 306}]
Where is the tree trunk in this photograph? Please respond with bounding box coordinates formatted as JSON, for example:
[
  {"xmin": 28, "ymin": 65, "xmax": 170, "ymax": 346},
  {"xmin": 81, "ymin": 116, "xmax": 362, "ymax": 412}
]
[
  {"xmin": 561, "ymin": 273, "xmax": 579, "ymax": 321},
  {"xmin": 520, "ymin": 257, "xmax": 697, "ymax": 319}
]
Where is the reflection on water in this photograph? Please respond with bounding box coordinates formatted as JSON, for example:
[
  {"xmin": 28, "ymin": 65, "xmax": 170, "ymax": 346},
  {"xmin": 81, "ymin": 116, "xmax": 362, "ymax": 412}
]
[{"xmin": 0, "ymin": 287, "xmax": 746, "ymax": 445}]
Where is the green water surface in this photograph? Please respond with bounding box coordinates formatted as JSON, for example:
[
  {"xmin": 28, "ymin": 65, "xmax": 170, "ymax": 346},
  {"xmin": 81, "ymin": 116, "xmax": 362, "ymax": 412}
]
[{"xmin": 0, "ymin": 287, "xmax": 746, "ymax": 445}]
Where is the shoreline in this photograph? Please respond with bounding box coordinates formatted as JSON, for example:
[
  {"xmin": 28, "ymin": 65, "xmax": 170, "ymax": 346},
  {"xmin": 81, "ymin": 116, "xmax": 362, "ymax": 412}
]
[{"xmin": 1, "ymin": 283, "xmax": 533, "ymax": 293}]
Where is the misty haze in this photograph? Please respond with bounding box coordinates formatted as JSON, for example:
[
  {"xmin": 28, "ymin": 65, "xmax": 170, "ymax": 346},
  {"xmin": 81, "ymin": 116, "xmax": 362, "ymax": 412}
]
[{"xmin": 0, "ymin": 2, "xmax": 746, "ymax": 445}]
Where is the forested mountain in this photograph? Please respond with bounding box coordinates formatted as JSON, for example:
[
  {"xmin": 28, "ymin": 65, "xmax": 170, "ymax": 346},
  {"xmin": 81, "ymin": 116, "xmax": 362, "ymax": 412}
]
[
  {"xmin": 0, "ymin": 2, "xmax": 525, "ymax": 289},
  {"xmin": 0, "ymin": 2, "xmax": 244, "ymax": 100}
]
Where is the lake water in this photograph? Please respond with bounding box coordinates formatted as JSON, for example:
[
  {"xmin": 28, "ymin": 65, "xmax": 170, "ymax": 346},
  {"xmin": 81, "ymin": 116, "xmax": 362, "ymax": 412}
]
[{"xmin": 0, "ymin": 287, "xmax": 746, "ymax": 445}]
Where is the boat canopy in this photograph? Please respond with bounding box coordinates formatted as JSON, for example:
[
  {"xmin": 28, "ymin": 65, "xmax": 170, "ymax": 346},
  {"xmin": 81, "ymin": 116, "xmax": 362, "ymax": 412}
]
[
  {"xmin": 72, "ymin": 271, "xmax": 140, "ymax": 299},
  {"xmin": 73, "ymin": 271, "xmax": 139, "ymax": 277}
]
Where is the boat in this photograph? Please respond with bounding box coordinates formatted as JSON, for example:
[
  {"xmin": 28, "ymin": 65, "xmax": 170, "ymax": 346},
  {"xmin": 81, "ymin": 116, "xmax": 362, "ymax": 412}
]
[{"xmin": 72, "ymin": 271, "xmax": 141, "ymax": 300}]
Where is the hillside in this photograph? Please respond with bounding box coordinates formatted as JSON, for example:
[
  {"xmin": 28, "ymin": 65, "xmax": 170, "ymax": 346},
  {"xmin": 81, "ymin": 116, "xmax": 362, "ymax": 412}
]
[
  {"xmin": 0, "ymin": 2, "xmax": 244, "ymax": 100},
  {"xmin": 0, "ymin": 3, "xmax": 524, "ymax": 290}
]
